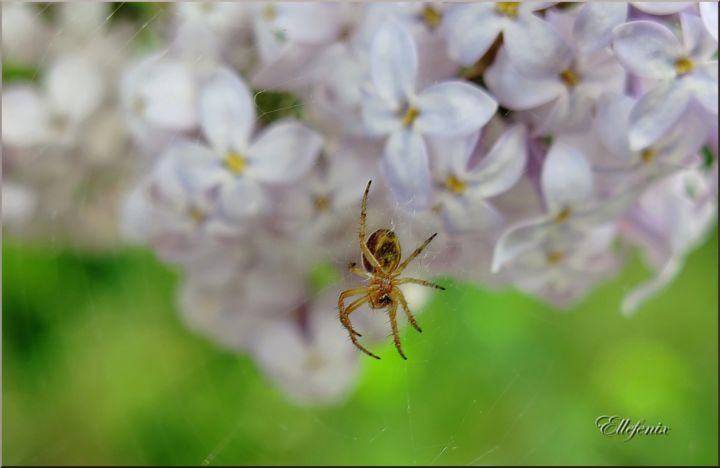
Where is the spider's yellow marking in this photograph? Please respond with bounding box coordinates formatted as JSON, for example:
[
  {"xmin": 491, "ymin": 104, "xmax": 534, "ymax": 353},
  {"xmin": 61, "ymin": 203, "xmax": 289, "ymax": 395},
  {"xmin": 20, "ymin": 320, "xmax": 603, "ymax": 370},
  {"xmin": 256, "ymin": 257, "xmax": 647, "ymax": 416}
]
[
  {"xmin": 421, "ymin": 5, "xmax": 442, "ymax": 29},
  {"xmin": 188, "ymin": 206, "xmax": 206, "ymax": 224},
  {"xmin": 401, "ymin": 106, "xmax": 420, "ymax": 127},
  {"xmin": 554, "ymin": 207, "xmax": 572, "ymax": 224},
  {"xmin": 364, "ymin": 229, "xmax": 402, "ymax": 272},
  {"xmin": 313, "ymin": 195, "xmax": 331, "ymax": 212},
  {"xmin": 445, "ymin": 175, "xmax": 466, "ymax": 194},
  {"xmin": 224, "ymin": 152, "xmax": 248, "ymax": 175},
  {"xmin": 560, "ymin": 69, "xmax": 579, "ymax": 87},
  {"xmin": 546, "ymin": 250, "xmax": 564, "ymax": 265},
  {"xmin": 262, "ymin": 4, "xmax": 277, "ymax": 21},
  {"xmin": 641, "ymin": 149, "xmax": 655, "ymax": 164},
  {"xmin": 675, "ymin": 57, "xmax": 694, "ymax": 76},
  {"xmin": 496, "ymin": 2, "xmax": 519, "ymax": 17}
]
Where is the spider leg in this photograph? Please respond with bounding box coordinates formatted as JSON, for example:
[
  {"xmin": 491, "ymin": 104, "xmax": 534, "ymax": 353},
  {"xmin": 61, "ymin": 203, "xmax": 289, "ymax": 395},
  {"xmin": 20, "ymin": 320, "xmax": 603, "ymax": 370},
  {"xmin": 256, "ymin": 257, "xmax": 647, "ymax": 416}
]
[
  {"xmin": 359, "ymin": 180, "xmax": 385, "ymax": 274},
  {"xmin": 341, "ymin": 295, "xmax": 370, "ymax": 337},
  {"xmin": 338, "ymin": 286, "xmax": 377, "ymax": 337},
  {"xmin": 394, "ymin": 233, "xmax": 438, "ymax": 274},
  {"xmin": 396, "ymin": 277, "xmax": 445, "ymax": 290},
  {"xmin": 347, "ymin": 262, "xmax": 372, "ymax": 279},
  {"xmin": 387, "ymin": 301, "xmax": 407, "ymax": 360},
  {"xmin": 394, "ymin": 289, "xmax": 422, "ymax": 333}
]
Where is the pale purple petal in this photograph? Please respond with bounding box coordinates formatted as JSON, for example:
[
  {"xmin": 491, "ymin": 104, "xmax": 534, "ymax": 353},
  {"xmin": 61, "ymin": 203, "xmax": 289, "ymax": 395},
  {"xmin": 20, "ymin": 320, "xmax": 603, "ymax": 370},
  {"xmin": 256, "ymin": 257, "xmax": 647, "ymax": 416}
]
[
  {"xmin": 442, "ymin": 197, "xmax": 503, "ymax": 234},
  {"xmin": 274, "ymin": 3, "xmax": 343, "ymax": 44},
  {"xmin": 46, "ymin": 55, "xmax": 105, "ymax": 122},
  {"xmin": 485, "ymin": 49, "xmax": 564, "ymax": 110},
  {"xmin": 621, "ymin": 256, "xmax": 681, "ymax": 316},
  {"xmin": 631, "ymin": 2, "xmax": 692, "ymax": 15},
  {"xmin": 200, "ymin": 68, "xmax": 256, "ymax": 155},
  {"xmin": 504, "ymin": 12, "xmax": 572, "ymax": 78},
  {"xmin": 492, "ymin": 216, "xmax": 552, "ymax": 272},
  {"xmin": 541, "ymin": 138, "xmax": 594, "ymax": 214},
  {"xmin": 1, "ymin": 86, "xmax": 49, "ymax": 146},
  {"xmin": 595, "ymin": 93, "xmax": 634, "ymax": 158},
  {"xmin": 219, "ymin": 178, "xmax": 268, "ymax": 221},
  {"xmin": 370, "ymin": 20, "xmax": 417, "ymax": 104},
  {"xmin": 139, "ymin": 61, "xmax": 198, "ymax": 130},
  {"xmin": 442, "ymin": 3, "xmax": 502, "ymax": 66},
  {"xmin": 612, "ymin": 20, "xmax": 683, "ymax": 79},
  {"xmin": 680, "ymin": 12, "xmax": 717, "ymax": 61},
  {"xmin": 628, "ymin": 80, "xmax": 691, "ymax": 150},
  {"xmin": 248, "ymin": 120, "xmax": 323, "ymax": 183},
  {"xmin": 414, "ymin": 81, "xmax": 497, "ymax": 137},
  {"xmin": 574, "ymin": 2, "xmax": 628, "ymax": 52},
  {"xmin": 381, "ymin": 129, "xmax": 432, "ymax": 208},
  {"xmin": 466, "ymin": 124, "xmax": 528, "ymax": 198},
  {"xmin": 688, "ymin": 62, "xmax": 718, "ymax": 115},
  {"xmin": 699, "ymin": 2, "xmax": 718, "ymax": 42},
  {"xmin": 361, "ymin": 92, "xmax": 402, "ymax": 136}
]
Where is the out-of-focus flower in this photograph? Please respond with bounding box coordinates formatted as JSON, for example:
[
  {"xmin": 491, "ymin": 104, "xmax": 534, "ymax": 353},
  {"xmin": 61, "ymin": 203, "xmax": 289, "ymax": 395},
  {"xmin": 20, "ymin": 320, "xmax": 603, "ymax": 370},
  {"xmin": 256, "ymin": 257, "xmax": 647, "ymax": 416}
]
[
  {"xmin": 620, "ymin": 168, "xmax": 717, "ymax": 315},
  {"xmin": 699, "ymin": 2, "xmax": 718, "ymax": 42},
  {"xmin": 362, "ymin": 20, "xmax": 497, "ymax": 208},
  {"xmin": 613, "ymin": 13, "xmax": 718, "ymax": 149}
]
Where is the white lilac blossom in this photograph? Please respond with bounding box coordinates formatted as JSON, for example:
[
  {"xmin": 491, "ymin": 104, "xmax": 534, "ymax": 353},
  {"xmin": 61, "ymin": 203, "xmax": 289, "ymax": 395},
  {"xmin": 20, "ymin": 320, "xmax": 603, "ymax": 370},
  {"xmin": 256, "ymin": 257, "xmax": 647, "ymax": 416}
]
[
  {"xmin": 362, "ymin": 20, "xmax": 497, "ymax": 208},
  {"xmin": 3, "ymin": 2, "xmax": 717, "ymax": 405},
  {"xmin": 613, "ymin": 13, "xmax": 718, "ymax": 149}
]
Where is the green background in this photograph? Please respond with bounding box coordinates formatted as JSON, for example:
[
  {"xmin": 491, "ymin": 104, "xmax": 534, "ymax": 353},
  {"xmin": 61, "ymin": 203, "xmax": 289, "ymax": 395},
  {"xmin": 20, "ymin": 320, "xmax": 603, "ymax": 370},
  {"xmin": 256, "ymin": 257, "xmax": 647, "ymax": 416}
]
[{"xmin": 3, "ymin": 229, "xmax": 717, "ymax": 466}]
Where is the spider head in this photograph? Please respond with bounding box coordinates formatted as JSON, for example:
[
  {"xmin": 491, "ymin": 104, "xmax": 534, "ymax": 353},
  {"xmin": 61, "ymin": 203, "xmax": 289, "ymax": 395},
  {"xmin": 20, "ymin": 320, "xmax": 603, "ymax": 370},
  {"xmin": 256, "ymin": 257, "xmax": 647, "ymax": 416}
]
[{"xmin": 379, "ymin": 294, "xmax": 392, "ymax": 306}]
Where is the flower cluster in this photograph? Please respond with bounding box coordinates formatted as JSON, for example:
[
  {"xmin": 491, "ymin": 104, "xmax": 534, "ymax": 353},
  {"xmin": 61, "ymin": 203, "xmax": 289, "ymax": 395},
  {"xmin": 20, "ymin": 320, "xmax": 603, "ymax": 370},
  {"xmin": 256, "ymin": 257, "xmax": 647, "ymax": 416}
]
[{"xmin": 3, "ymin": 2, "xmax": 717, "ymax": 404}]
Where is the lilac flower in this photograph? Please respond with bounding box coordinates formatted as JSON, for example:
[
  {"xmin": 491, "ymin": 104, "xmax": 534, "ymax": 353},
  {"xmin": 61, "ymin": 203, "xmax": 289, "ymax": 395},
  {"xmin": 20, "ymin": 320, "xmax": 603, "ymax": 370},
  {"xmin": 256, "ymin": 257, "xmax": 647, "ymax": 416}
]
[
  {"xmin": 362, "ymin": 20, "xmax": 497, "ymax": 208},
  {"xmin": 492, "ymin": 136, "xmax": 638, "ymax": 272},
  {"xmin": 428, "ymin": 124, "xmax": 528, "ymax": 234},
  {"xmin": 613, "ymin": 13, "xmax": 718, "ymax": 149},
  {"xmin": 181, "ymin": 68, "xmax": 323, "ymax": 221},
  {"xmin": 699, "ymin": 2, "xmax": 718, "ymax": 42},
  {"xmin": 443, "ymin": 1, "xmax": 571, "ymax": 77}
]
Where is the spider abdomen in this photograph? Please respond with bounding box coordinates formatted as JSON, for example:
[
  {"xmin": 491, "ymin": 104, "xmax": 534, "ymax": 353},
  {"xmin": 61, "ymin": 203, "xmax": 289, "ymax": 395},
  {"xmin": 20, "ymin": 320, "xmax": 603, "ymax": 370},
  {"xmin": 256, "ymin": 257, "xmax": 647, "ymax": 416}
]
[{"xmin": 363, "ymin": 229, "xmax": 401, "ymax": 272}]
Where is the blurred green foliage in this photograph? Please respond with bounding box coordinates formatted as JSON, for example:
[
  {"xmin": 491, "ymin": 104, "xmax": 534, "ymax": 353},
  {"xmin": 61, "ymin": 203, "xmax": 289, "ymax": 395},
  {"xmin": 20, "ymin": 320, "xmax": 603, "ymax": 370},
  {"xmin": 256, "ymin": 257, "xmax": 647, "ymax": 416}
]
[{"xmin": 3, "ymin": 229, "xmax": 718, "ymax": 465}]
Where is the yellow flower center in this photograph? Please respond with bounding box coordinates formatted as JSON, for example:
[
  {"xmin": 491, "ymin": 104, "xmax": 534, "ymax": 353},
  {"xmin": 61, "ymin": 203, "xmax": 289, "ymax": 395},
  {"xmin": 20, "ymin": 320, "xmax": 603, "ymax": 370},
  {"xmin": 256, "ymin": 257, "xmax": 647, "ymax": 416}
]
[
  {"xmin": 188, "ymin": 206, "xmax": 206, "ymax": 224},
  {"xmin": 546, "ymin": 250, "xmax": 564, "ymax": 265},
  {"xmin": 313, "ymin": 195, "xmax": 331, "ymax": 212},
  {"xmin": 675, "ymin": 57, "xmax": 694, "ymax": 76},
  {"xmin": 496, "ymin": 2, "xmax": 519, "ymax": 17},
  {"xmin": 445, "ymin": 175, "xmax": 466, "ymax": 194},
  {"xmin": 420, "ymin": 5, "xmax": 442, "ymax": 29},
  {"xmin": 224, "ymin": 152, "xmax": 248, "ymax": 175},
  {"xmin": 554, "ymin": 207, "xmax": 572, "ymax": 224},
  {"xmin": 262, "ymin": 4, "xmax": 277, "ymax": 21},
  {"xmin": 559, "ymin": 69, "xmax": 579, "ymax": 87},
  {"xmin": 401, "ymin": 106, "xmax": 420, "ymax": 127},
  {"xmin": 641, "ymin": 149, "xmax": 655, "ymax": 164}
]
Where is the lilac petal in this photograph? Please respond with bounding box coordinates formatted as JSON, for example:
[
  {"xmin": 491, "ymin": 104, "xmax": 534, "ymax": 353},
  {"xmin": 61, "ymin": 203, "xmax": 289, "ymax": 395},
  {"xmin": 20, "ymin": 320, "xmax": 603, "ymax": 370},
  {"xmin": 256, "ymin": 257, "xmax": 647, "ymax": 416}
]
[
  {"xmin": 699, "ymin": 2, "xmax": 718, "ymax": 42},
  {"xmin": 466, "ymin": 124, "xmax": 527, "ymax": 198},
  {"xmin": 621, "ymin": 256, "xmax": 681, "ymax": 316},
  {"xmin": 485, "ymin": 49, "xmax": 564, "ymax": 110},
  {"xmin": 573, "ymin": 189, "xmax": 640, "ymax": 227},
  {"xmin": 612, "ymin": 20, "xmax": 683, "ymax": 79},
  {"xmin": 361, "ymin": 92, "xmax": 402, "ymax": 136},
  {"xmin": 680, "ymin": 12, "xmax": 717, "ymax": 61},
  {"xmin": 541, "ymin": 138, "xmax": 594, "ymax": 214},
  {"xmin": 219, "ymin": 178, "xmax": 268, "ymax": 222},
  {"xmin": 504, "ymin": 12, "xmax": 572, "ymax": 78},
  {"xmin": 140, "ymin": 61, "xmax": 198, "ymax": 131},
  {"xmin": 248, "ymin": 120, "xmax": 323, "ymax": 183},
  {"xmin": 595, "ymin": 93, "xmax": 634, "ymax": 158},
  {"xmin": 381, "ymin": 129, "xmax": 432, "ymax": 208},
  {"xmin": 442, "ymin": 3, "xmax": 502, "ymax": 66},
  {"xmin": 2, "ymin": 86, "xmax": 49, "ymax": 146},
  {"xmin": 414, "ymin": 81, "xmax": 497, "ymax": 138},
  {"xmin": 200, "ymin": 68, "xmax": 256, "ymax": 155},
  {"xmin": 427, "ymin": 132, "xmax": 480, "ymax": 177},
  {"xmin": 688, "ymin": 62, "xmax": 718, "ymax": 115},
  {"xmin": 628, "ymin": 80, "xmax": 691, "ymax": 150},
  {"xmin": 274, "ymin": 3, "xmax": 343, "ymax": 44},
  {"xmin": 370, "ymin": 20, "xmax": 417, "ymax": 104},
  {"xmin": 574, "ymin": 2, "xmax": 628, "ymax": 52},
  {"xmin": 491, "ymin": 216, "xmax": 552, "ymax": 272},
  {"xmin": 631, "ymin": 2, "xmax": 692, "ymax": 15},
  {"xmin": 46, "ymin": 55, "xmax": 105, "ymax": 122},
  {"xmin": 442, "ymin": 197, "xmax": 503, "ymax": 234}
]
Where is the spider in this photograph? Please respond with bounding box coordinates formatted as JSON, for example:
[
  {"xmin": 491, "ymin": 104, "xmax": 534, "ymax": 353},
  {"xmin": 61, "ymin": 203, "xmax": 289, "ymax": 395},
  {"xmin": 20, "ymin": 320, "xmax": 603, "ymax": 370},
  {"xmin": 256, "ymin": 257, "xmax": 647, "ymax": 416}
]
[{"xmin": 338, "ymin": 180, "xmax": 445, "ymax": 360}]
